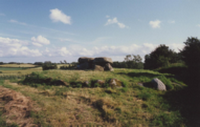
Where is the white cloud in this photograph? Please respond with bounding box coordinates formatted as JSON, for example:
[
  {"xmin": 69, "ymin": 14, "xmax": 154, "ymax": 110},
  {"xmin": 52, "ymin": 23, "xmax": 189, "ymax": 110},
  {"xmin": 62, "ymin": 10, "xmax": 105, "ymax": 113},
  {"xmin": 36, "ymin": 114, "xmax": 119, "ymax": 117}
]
[
  {"xmin": 50, "ymin": 8, "xmax": 71, "ymax": 24},
  {"xmin": 105, "ymin": 17, "xmax": 128, "ymax": 29},
  {"xmin": 0, "ymin": 36, "xmax": 42, "ymax": 57},
  {"xmin": 59, "ymin": 47, "xmax": 71, "ymax": 56},
  {"xmin": 31, "ymin": 35, "xmax": 50, "ymax": 45},
  {"xmin": 9, "ymin": 19, "xmax": 27, "ymax": 26},
  {"xmin": 32, "ymin": 42, "xmax": 43, "ymax": 47},
  {"xmin": 197, "ymin": 24, "xmax": 200, "ymax": 27},
  {"xmin": 149, "ymin": 20, "xmax": 161, "ymax": 28},
  {"xmin": 168, "ymin": 43, "xmax": 184, "ymax": 52}
]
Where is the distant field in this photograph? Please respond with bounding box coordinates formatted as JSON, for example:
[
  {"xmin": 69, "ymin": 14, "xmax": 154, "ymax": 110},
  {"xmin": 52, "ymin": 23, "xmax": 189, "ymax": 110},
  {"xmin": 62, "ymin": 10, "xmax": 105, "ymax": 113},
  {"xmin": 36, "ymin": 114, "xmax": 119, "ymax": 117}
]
[
  {"xmin": 0, "ymin": 64, "xmax": 42, "ymax": 75},
  {"xmin": 0, "ymin": 64, "xmax": 37, "ymax": 68},
  {"xmin": 0, "ymin": 67, "xmax": 27, "ymax": 71}
]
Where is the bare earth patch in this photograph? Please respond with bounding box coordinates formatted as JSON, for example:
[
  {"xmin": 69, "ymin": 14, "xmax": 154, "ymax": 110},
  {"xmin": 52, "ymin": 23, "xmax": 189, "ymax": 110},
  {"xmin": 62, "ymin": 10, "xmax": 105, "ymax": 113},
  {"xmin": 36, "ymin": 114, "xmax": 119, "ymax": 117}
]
[{"xmin": 0, "ymin": 86, "xmax": 39, "ymax": 127}]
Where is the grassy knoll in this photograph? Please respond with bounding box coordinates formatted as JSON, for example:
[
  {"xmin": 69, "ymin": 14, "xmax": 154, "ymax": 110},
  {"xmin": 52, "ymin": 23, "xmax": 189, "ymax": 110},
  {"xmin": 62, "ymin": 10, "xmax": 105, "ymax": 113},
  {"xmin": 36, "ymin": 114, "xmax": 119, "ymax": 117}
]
[{"xmin": 0, "ymin": 67, "xmax": 190, "ymax": 127}]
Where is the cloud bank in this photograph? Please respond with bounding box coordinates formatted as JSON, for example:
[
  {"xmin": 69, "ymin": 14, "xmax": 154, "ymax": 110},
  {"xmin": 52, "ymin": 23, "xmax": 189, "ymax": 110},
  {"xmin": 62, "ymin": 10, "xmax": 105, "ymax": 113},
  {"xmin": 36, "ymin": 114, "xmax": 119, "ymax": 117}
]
[{"xmin": 0, "ymin": 36, "xmax": 184, "ymax": 62}]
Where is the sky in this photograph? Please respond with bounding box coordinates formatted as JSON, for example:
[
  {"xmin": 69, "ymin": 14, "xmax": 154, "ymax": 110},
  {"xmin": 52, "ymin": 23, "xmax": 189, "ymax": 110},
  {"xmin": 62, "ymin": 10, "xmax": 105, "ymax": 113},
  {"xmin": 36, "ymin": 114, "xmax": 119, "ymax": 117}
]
[{"xmin": 0, "ymin": 0, "xmax": 200, "ymax": 63}]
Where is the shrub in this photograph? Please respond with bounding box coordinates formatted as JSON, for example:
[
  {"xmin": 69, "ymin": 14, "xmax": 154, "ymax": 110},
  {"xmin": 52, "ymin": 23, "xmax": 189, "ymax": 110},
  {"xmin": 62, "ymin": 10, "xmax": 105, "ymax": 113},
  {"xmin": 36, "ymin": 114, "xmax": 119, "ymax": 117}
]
[
  {"xmin": 144, "ymin": 44, "xmax": 181, "ymax": 69},
  {"xmin": 42, "ymin": 63, "xmax": 57, "ymax": 70}
]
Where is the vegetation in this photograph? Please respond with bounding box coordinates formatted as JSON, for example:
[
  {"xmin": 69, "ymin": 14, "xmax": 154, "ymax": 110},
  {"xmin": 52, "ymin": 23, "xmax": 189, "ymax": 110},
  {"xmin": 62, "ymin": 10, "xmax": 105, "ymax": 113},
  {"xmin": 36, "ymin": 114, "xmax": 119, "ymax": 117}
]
[
  {"xmin": 42, "ymin": 63, "xmax": 58, "ymax": 70},
  {"xmin": 0, "ymin": 64, "xmax": 190, "ymax": 126},
  {"xmin": 112, "ymin": 54, "xmax": 144, "ymax": 69},
  {"xmin": 144, "ymin": 44, "xmax": 181, "ymax": 69},
  {"xmin": 180, "ymin": 37, "xmax": 200, "ymax": 87}
]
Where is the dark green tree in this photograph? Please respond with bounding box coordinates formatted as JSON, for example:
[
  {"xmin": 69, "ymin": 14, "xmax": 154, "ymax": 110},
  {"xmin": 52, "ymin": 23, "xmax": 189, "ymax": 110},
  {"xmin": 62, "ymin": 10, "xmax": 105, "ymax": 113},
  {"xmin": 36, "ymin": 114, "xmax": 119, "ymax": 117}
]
[
  {"xmin": 144, "ymin": 44, "xmax": 180, "ymax": 69},
  {"xmin": 181, "ymin": 37, "xmax": 200, "ymax": 86}
]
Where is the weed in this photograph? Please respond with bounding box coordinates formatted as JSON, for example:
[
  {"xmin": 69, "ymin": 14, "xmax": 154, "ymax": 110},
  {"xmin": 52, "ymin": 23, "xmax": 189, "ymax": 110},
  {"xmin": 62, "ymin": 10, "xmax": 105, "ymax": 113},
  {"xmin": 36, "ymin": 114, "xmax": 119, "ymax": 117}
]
[{"xmin": 137, "ymin": 92, "xmax": 152, "ymax": 101}]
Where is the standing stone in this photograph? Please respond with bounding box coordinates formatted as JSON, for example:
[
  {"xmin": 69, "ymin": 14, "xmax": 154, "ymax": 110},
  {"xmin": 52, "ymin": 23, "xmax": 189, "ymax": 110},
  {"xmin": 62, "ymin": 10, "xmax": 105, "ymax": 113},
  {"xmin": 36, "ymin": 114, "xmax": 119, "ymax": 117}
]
[
  {"xmin": 78, "ymin": 62, "xmax": 89, "ymax": 70},
  {"xmin": 104, "ymin": 63, "xmax": 114, "ymax": 71},
  {"xmin": 78, "ymin": 57, "xmax": 94, "ymax": 63},
  {"xmin": 151, "ymin": 78, "xmax": 167, "ymax": 91},
  {"xmin": 93, "ymin": 57, "xmax": 113, "ymax": 66},
  {"xmin": 78, "ymin": 57, "xmax": 94, "ymax": 69},
  {"xmin": 92, "ymin": 65, "xmax": 104, "ymax": 71}
]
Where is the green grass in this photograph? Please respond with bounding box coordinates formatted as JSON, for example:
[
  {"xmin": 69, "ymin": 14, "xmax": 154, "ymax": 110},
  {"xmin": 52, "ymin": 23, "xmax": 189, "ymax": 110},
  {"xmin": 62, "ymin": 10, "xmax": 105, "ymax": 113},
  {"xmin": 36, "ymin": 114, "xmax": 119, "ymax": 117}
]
[
  {"xmin": 0, "ymin": 67, "xmax": 189, "ymax": 127},
  {"xmin": 0, "ymin": 67, "xmax": 27, "ymax": 71}
]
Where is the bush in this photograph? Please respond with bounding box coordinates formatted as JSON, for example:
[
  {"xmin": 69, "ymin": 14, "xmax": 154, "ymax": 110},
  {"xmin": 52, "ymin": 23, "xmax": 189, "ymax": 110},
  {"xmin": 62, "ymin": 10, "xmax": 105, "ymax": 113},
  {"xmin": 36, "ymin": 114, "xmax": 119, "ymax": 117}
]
[
  {"xmin": 112, "ymin": 54, "xmax": 144, "ymax": 69},
  {"xmin": 144, "ymin": 44, "xmax": 181, "ymax": 69},
  {"xmin": 42, "ymin": 63, "xmax": 57, "ymax": 70}
]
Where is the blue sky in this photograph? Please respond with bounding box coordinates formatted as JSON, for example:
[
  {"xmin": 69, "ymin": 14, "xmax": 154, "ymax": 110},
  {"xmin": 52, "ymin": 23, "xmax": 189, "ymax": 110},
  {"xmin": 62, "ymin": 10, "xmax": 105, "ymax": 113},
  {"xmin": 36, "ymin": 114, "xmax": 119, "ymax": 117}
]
[{"xmin": 0, "ymin": 0, "xmax": 200, "ymax": 63}]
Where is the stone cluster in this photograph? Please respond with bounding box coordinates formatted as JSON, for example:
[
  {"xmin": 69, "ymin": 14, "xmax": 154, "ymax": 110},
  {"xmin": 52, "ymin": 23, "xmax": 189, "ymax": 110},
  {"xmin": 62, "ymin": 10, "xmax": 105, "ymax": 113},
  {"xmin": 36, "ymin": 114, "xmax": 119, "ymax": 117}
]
[{"xmin": 77, "ymin": 57, "xmax": 114, "ymax": 71}]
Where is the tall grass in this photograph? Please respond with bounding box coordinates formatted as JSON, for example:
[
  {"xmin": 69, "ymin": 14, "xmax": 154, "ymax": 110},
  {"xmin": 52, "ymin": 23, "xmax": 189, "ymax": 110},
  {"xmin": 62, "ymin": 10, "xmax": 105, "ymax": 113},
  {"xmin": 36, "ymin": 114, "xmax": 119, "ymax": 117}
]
[{"xmin": 0, "ymin": 67, "xmax": 187, "ymax": 126}]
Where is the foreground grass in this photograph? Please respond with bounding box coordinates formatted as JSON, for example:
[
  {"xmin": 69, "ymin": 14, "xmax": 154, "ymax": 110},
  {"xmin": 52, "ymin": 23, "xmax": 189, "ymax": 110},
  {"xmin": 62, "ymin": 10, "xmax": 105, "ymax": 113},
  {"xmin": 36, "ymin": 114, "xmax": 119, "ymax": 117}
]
[{"xmin": 0, "ymin": 68, "xmax": 187, "ymax": 127}]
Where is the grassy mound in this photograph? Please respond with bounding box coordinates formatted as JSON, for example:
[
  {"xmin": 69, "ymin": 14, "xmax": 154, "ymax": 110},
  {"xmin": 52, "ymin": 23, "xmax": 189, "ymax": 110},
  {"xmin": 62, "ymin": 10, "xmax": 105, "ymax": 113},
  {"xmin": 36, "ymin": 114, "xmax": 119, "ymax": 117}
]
[{"xmin": 0, "ymin": 68, "xmax": 189, "ymax": 126}]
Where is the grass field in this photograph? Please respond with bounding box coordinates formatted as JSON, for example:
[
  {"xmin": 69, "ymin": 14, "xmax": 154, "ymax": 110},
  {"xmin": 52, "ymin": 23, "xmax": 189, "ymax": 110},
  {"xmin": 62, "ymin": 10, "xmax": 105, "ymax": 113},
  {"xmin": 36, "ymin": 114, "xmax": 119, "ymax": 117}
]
[
  {"xmin": 0, "ymin": 64, "xmax": 197, "ymax": 127},
  {"xmin": 0, "ymin": 64, "xmax": 37, "ymax": 68}
]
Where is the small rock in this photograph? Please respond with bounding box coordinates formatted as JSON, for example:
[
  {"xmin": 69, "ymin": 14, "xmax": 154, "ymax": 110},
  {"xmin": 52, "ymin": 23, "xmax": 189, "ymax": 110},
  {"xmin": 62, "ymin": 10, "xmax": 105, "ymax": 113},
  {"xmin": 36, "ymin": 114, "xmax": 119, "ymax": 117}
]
[{"xmin": 109, "ymin": 78, "xmax": 123, "ymax": 88}]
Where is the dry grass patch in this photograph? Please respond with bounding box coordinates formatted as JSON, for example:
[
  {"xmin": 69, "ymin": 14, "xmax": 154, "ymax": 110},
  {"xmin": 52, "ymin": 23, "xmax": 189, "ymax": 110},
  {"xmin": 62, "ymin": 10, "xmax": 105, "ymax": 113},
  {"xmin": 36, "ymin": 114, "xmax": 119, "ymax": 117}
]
[{"xmin": 0, "ymin": 86, "xmax": 39, "ymax": 127}]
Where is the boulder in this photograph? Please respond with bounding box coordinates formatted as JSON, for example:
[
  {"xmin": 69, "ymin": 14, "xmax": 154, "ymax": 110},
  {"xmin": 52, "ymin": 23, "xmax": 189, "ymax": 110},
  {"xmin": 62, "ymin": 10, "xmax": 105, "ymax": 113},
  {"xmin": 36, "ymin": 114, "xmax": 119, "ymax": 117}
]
[
  {"xmin": 93, "ymin": 57, "xmax": 113, "ymax": 65},
  {"xmin": 151, "ymin": 78, "xmax": 167, "ymax": 91},
  {"xmin": 92, "ymin": 65, "xmax": 104, "ymax": 71},
  {"xmin": 78, "ymin": 57, "xmax": 94, "ymax": 63},
  {"xmin": 109, "ymin": 78, "xmax": 123, "ymax": 88},
  {"xmin": 104, "ymin": 63, "xmax": 114, "ymax": 71}
]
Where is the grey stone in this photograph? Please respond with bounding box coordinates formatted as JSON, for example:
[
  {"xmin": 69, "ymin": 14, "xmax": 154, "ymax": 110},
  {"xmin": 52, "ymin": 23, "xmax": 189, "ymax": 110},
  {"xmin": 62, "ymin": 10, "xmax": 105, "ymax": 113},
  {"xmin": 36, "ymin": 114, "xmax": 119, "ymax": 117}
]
[
  {"xmin": 77, "ymin": 62, "xmax": 89, "ymax": 70},
  {"xmin": 151, "ymin": 78, "xmax": 167, "ymax": 91},
  {"xmin": 104, "ymin": 63, "xmax": 114, "ymax": 71},
  {"xmin": 78, "ymin": 57, "xmax": 94, "ymax": 63},
  {"xmin": 93, "ymin": 57, "xmax": 113, "ymax": 64},
  {"xmin": 92, "ymin": 65, "xmax": 104, "ymax": 71},
  {"xmin": 109, "ymin": 78, "xmax": 123, "ymax": 88}
]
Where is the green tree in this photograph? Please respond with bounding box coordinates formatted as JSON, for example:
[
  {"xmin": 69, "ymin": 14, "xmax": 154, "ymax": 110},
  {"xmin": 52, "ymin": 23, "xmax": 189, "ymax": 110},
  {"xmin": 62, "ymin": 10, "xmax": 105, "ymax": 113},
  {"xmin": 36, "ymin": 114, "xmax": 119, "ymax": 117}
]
[
  {"xmin": 181, "ymin": 37, "xmax": 200, "ymax": 86},
  {"xmin": 144, "ymin": 44, "xmax": 180, "ymax": 69},
  {"xmin": 124, "ymin": 54, "xmax": 144, "ymax": 69}
]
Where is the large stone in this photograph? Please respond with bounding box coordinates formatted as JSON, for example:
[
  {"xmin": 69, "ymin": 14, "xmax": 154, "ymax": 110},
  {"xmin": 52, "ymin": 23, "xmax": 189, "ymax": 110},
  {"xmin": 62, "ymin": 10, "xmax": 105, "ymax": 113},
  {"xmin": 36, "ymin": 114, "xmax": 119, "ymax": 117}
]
[
  {"xmin": 78, "ymin": 57, "xmax": 94, "ymax": 63},
  {"xmin": 93, "ymin": 57, "xmax": 113, "ymax": 65},
  {"xmin": 109, "ymin": 78, "xmax": 123, "ymax": 88},
  {"xmin": 77, "ymin": 62, "xmax": 89, "ymax": 69},
  {"xmin": 104, "ymin": 63, "xmax": 114, "ymax": 71},
  {"xmin": 92, "ymin": 65, "xmax": 104, "ymax": 71},
  {"xmin": 151, "ymin": 78, "xmax": 167, "ymax": 91}
]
